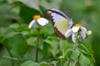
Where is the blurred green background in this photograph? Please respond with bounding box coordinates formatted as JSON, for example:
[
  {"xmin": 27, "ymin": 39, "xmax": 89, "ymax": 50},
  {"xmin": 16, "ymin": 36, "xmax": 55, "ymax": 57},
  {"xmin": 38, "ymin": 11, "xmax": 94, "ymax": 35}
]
[{"xmin": 0, "ymin": 0, "xmax": 100, "ymax": 66}]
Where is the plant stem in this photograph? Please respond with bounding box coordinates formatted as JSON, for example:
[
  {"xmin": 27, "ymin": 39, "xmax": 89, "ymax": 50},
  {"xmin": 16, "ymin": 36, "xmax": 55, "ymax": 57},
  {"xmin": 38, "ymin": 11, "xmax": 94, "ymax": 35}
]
[
  {"xmin": 7, "ymin": 49, "xmax": 14, "ymax": 66},
  {"xmin": 60, "ymin": 59, "xmax": 63, "ymax": 66},
  {"xmin": 35, "ymin": 38, "xmax": 40, "ymax": 62},
  {"xmin": 35, "ymin": 28, "xmax": 40, "ymax": 62}
]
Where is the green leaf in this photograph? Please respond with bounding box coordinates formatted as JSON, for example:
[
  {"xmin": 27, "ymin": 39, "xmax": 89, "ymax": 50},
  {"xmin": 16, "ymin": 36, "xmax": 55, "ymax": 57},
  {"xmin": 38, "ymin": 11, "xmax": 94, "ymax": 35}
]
[
  {"xmin": 64, "ymin": 61, "xmax": 69, "ymax": 66},
  {"xmin": 79, "ymin": 54, "xmax": 91, "ymax": 66},
  {"xmin": 41, "ymin": 41, "xmax": 52, "ymax": 60},
  {"xmin": 50, "ymin": 61, "xmax": 58, "ymax": 66},
  {"xmin": 9, "ymin": 23, "xmax": 19, "ymax": 29},
  {"xmin": 44, "ymin": 39, "xmax": 59, "ymax": 57},
  {"xmin": 0, "ymin": 4, "xmax": 18, "ymax": 20},
  {"xmin": 80, "ymin": 44, "xmax": 93, "ymax": 57},
  {"xmin": 21, "ymin": 60, "xmax": 39, "ymax": 66},
  {"xmin": 40, "ymin": 0, "xmax": 62, "ymax": 9},
  {"xmin": 19, "ymin": 4, "xmax": 41, "ymax": 23},
  {"xmin": 18, "ymin": 0, "xmax": 40, "ymax": 10},
  {"xmin": 4, "ymin": 33, "xmax": 28, "ymax": 57},
  {"xmin": 70, "ymin": 49, "xmax": 80, "ymax": 61},
  {"xmin": 26, "ymin": 37, "xmax": 37, "ymax": 46},
  {"xmin": 39, "ymin": 62, "xmax": 49, "ymax": 66},
  {"xmin": 7, "ymin": 0, "xmax": 40, "ymax": 10},
  {"xmin": 4, "ymin": 31, "xmax": 19, "ymax": 39}
]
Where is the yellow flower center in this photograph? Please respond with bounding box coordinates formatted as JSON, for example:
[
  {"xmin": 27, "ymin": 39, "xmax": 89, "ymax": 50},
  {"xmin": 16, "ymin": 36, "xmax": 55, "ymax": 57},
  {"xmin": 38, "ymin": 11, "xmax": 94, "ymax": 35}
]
[
  {"xmin": 33, "ymin": 15, "xmax": 41, "ymax": 20},
  {"xmin": 74, "ymin": 23, "xmax": 81, "ymax": 28}
]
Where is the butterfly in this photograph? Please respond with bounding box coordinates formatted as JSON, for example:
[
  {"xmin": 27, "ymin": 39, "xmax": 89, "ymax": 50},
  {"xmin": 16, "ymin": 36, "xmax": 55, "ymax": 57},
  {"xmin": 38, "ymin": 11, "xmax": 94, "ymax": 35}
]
[{"xmin": 47, "ymin": 8, "xmax": 74, "ymax": 39}]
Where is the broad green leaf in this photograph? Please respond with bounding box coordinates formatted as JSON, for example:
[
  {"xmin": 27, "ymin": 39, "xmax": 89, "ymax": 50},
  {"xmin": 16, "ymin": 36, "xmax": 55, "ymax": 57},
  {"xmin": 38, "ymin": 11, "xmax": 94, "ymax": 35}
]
[
  {"xmin": 4, "ymin": 31, "xmax": 19, "ymax": 39},
  {"xmin": 3, "ymin": 33, "xmax": 28, "ymax": 57},
  {"xmin": 21, "ymin": 60, "xmax": 39, "ymax": 66},
  {"xmin": 8, "ymin": 0, "xmax": 40, "ymax": 10},
  {"xmin": 79, "ymin": 54, "xmax": 91, "ymax": 66},
  {"xmin": 40, "ymin": 0, "xmax": 62, "ymax": 9},
  {"xmin": 19, "ymin": 4, "xmax": 41, "ymax": 23},
  {"xmin": 0, "ymin": 4, "xmax": 18, "ymax": 20}
]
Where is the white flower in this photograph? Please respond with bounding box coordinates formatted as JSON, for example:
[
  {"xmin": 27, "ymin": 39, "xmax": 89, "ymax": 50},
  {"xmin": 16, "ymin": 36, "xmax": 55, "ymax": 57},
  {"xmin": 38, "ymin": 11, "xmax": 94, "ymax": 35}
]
[
  {"xmin": 65, "ymin": 24, "xmax": 91, "ymax": 43},
  {"xmin": 72, "ymin": 26, "xmax": 80, "ymax": 32},
  {"xmin": 28, "ymin": 15, "xmax": 49, "ymax": 28},
  {"xmin": 37, "ymin": 18, "xmax": 49, "ymax": 26}
]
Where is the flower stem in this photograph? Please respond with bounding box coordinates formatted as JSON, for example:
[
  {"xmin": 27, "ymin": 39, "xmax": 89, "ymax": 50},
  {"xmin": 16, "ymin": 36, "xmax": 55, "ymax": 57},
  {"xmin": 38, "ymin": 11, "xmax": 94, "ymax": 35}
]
[
  {"xmin": 35, "ymin": 38, "xmax": 40, "ymax": 62},
  {"xmin": 73, "ymin": 43, "xmax": 79, "ymax": 49},
  {"xmin": 35, "ymin": 28, "xmax": 40, "ymax": 62},
  {"xmin": 60, "ymin": 59, "xmax": 63, "ymax": 66},
  {"xmin": 7, "ymin": 49, "xmax": 14, "ymax": 66}
]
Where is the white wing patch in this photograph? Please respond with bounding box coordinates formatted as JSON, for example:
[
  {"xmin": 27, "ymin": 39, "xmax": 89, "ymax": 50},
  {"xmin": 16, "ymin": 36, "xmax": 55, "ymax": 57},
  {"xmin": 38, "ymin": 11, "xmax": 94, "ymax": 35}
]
[{"xmin": 51, "ymin": 13, "xmax": 66, "ymax": 22}]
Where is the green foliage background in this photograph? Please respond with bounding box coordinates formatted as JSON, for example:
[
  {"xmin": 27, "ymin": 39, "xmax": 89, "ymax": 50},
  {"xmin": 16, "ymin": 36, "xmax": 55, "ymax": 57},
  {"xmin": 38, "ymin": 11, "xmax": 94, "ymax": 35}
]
[{"xmin": 0, "ymin": 0, "xmax": 99, "ymax": 66}]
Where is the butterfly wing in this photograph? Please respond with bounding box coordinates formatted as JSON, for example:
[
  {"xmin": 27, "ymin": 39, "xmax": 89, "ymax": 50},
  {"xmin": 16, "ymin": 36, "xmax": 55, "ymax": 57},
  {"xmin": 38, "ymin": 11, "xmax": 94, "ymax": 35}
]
[{"xmin": 48, "ymin": 8, "xmax": 73, "ymax": 39}]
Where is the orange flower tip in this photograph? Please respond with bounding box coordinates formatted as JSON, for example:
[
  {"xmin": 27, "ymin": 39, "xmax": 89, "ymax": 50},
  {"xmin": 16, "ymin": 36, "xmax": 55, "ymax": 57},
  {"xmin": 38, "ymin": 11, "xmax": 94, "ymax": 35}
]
[
  {"xmin": 74, "ymin": 23, "xmax": 81, "ymax": 27},
  {"xmin": 33, "ymin": 15, "xmax": 41, "ymax": 20}
]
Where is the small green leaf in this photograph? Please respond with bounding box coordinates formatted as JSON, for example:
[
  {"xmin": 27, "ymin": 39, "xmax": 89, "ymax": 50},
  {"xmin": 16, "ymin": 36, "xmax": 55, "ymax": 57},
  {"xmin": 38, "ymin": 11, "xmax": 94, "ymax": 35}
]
[
  {"xmin": 71, "ymin": 49, "xmax": 80, "ymax": 61},
  {"xmin": 26, "ymin": 37, "xmax": 37, "ymax": 46},
  {"xmin": 40, "ymin": 62, "xmax": 49, "ymax": 66}
]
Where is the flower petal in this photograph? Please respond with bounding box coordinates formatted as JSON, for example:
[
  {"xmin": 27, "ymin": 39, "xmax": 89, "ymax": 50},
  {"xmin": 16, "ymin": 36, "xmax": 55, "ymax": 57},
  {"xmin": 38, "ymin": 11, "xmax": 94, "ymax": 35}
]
[
  {"xmin": 80, "ymin": 26, "xmax": 87, "ymax": 39},
  {"xmin": 68, "ymin": 19, "xmax": 73, "ymax": 28},
  {"xmin": 28, "ymin": 20, "xmax": 35, "ymax": 28},
  {"xmin": 72, "ymin": 33, "xmax": 77, "ymax": 43},
  {"xmin": 72, "ymin": 26, "xmax": 80, "ymax": 32},
  {"xmin": 37, "ymin": 18, "xmax": 49, "ymax": 26},
  {"xmin": 64, "ymin": 29, "xmax": 73, "ymax": 38}
]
